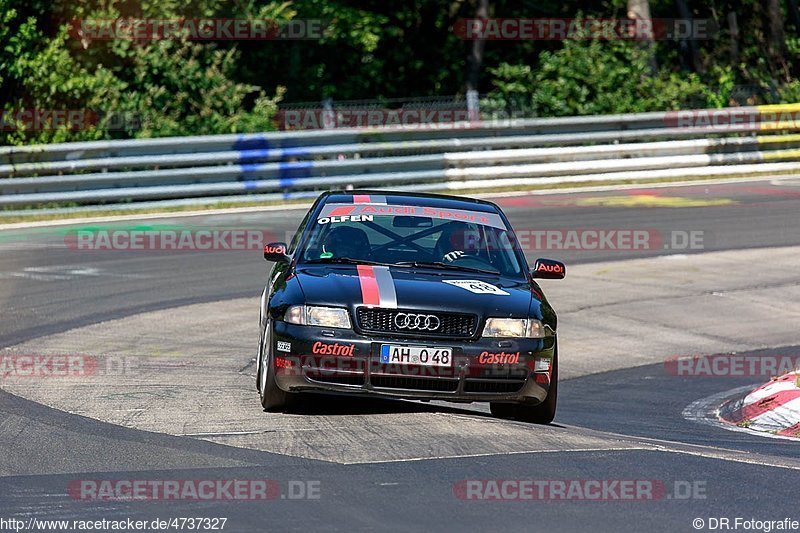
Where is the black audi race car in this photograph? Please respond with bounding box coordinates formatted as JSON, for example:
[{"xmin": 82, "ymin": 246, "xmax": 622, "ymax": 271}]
[{"xmin": 257, "ymin": 191, "xmax": 565, "ymax": 423}]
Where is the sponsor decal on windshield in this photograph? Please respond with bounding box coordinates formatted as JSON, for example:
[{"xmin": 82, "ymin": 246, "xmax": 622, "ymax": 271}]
[
  {"xmin": 318, "ymin": 203, "xmax": 506, "ymax": 229},
  {"xmin": 442, "ymin": 279, "xmax": 510, "ymax": 296},
  {"xmin": 317, "ymin": 214, "xmax": 374, "ymax": 224},
  {"xmin": 353, "ymin": 194, "xmax": 386, "ymax": 204}
]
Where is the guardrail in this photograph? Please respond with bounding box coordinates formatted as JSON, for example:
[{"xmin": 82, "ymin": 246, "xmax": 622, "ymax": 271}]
[{"xmin": 2, "ymin": 104, "xmax": 800, "ymax": 212}]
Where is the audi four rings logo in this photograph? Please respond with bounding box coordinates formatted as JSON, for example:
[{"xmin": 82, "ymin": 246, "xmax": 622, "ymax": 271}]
[{"xmin": 394, "ymin": 313, "xmax": 441, "ymax": 331}]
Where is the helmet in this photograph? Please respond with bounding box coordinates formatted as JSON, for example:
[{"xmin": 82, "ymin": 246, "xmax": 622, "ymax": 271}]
[{"xmin": 322, "ymin": 226, "xmax": 370, "ymax": 259}]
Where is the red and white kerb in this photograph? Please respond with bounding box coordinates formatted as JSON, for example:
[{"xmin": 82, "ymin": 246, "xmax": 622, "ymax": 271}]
[{"xmin": 722, "ymin": 372, "xmax": 800, "ymax": 438}]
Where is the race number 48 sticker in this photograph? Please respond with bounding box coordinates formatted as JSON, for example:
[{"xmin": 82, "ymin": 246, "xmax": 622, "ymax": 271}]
[{"xmin": 443, "ymin": 279, "xmax": 509, "ymax": 295}]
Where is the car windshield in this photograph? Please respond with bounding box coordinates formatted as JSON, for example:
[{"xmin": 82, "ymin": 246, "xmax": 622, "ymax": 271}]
[{"xmin": 299, "ymin": 202, "xmax": 525, "ymax": 278}]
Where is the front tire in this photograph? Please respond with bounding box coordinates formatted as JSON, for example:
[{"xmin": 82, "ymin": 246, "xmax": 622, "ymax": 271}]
[
  {"xmin": 490, "ymin": 346, "xmax": 558, "ymax": 424},
  {"xmin": 515, "ymin": 348, "xmax": 558, "ymax": 424},
  {"xmin": 489, "ymin": 402, "xmax": 516, "ymax": 419},
  {"xmin": 258, "ymin": 320, "xmax": 293, "ymax": 411}
]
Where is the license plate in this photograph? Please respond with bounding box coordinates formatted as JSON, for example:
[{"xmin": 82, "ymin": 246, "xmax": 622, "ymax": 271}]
[{"xmin": 380, "ymin": 345, "xmax": 453, "ymax": 367}]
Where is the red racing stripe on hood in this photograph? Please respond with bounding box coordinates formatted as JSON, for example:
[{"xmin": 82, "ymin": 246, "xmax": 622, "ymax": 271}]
[{"xmin": 357, "ymin": 265, "xmax": 381, "ymax": 306}]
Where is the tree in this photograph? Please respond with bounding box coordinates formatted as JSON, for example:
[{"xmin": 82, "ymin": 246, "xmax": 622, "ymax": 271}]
[
  {"xmin": 465, "ymin": 0, "xmax": 489, "ymax": 94},
  {"xmin": 627, "ymin": 0, "xmax": 656, "ymax": 71},
  {"xmin": 765, "ymin": 0, "xmax": 789, "ymax": 80}
]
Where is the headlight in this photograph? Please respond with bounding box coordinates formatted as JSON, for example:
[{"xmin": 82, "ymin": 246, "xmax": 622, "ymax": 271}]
[
  {"xmin": 482, "ymin": 318, "xmax": 545, "ymax": 338},
  {"xmin": 283, "ymin": 305, "xmax": 352, "ymax": 329}
]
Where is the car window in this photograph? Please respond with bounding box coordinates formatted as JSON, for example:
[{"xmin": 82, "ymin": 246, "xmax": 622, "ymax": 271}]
[
  {"xmin": 300, "ymin": 205, "xmax": 524, "ymax": 277},
  {"xmin": 287, "ymin": 207, "xmax": 313, "ymax": 254}
]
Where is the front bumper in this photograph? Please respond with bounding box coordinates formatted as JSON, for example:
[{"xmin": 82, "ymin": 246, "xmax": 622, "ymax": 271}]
[{"xmin": 270, "ymin": 321, "xmax": 555, "ymax": 404}]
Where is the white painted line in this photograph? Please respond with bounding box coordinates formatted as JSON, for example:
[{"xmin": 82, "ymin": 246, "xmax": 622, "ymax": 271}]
[
  {"xmin": 2, "ymin": 174, "xmax": 794, "ymax": 231},
  {"xmin": 0, "ymin": 242, "xmax": 66, "ymax": 251},
  {"xmin": 339, "ymin": 446, "xmax": 649, "ymax": 465},
  {"xmin": 0, "ymin": 265, "xmax": 150, "ymax": 282},
  {"xmin": 0, "ymin": 272, "xmax": 73, "ymax": 281},
  {"xmin": 644, "ymin": 446, "xmax": 800, "ymax": 470},
  {"xmin": 341, "ymin": 441, "xmax": 800, "ymax": 470},
  {"xmin": 478, "ymin": 175, "xmax": 800, "ymax": 200},
  {"xmin": 182, "ymin": 427, "xmax": 351, "ymax": 437},
  {"xmin": 25, "ymin": 266, "xmax": 101, "ymax": 276},
  {"xmin": 0, "ymin": 201, "xmax": 315, "ymax": 231},
  {"xmin": 770, "ymin": 178, "xmax": 800, "ymax": 186}
]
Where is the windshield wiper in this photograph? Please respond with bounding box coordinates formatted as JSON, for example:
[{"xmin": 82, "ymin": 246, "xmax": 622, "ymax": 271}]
[
  {"xmin": 305, "ymin": 257, "xmax": 394, "ymax": 267},
  {"xmin": 394, "ymin": 260, "xmax": 499, "ymax": 275},
  {"xmin": 306, "ymin": 257, "xmax": 500, "ymax": 275}
]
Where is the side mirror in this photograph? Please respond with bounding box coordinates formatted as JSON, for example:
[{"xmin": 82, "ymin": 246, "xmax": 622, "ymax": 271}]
[
  {"xmin": 531, "ymin": 258, "xmax": 566, "ymax": 279},
  {"xmin": 264, "ymin": 242, "xmax": 290, "ymax": 263}
]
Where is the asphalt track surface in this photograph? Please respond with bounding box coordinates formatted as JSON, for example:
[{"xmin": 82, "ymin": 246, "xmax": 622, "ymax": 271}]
[{"xmin": 1, "ymin": 178, "xmax": 799, "ymax": 532}]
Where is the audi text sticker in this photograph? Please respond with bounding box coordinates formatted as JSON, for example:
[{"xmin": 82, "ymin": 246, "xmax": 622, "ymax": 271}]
[{"xmin": 442, "ymin": 279, "xmax": 510, "ymax": 296}]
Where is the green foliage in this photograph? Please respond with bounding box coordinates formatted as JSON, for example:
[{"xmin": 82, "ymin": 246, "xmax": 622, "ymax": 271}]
[
  {"xmin": 2, "ymin": 0, "xmax": 800, "ymax": 145},
  {"xmin": 484, "ymin": 40, "xmax": 709, "ymax": 117},
  {"xmin": 117, "ymin": 41, "xmax": 283, "ymax": 137},
  {"xmin": 777, "ymin": 80, "xmax": 800, "ymax": 104},
  {"xmin": 480, "ymin": 63, "xmax": 534, "ymax": 118},
  {"xmin": 702, "ymin": 66, "xmax": 736, "ymax": 108},
  {"xmin": 0, "ymin": 0, "xmax": 284, "ymax": 145}
]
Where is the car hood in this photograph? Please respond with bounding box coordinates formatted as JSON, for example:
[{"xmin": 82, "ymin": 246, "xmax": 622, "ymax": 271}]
[{"xmin": 293, "ymin": 264, "xmax": 538, "ymax": 319}]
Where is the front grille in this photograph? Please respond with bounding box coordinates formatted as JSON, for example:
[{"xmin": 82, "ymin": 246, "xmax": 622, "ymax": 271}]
[
  {"xmin": 464, "ymin": 380, "xmax": 525, "ymax": 394},
  {"xmin": 371, "ymin": 375, "xmax": 459, "ymax": 392},
  {"xmin": 356, "ymin": 307, "xmax": 477, "ymax": 338}
]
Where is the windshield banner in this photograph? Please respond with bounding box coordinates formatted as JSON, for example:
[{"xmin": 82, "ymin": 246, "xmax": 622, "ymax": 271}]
[{"xmin": 317, "ymin": 203, "xmax": 506, "ymax": 229}]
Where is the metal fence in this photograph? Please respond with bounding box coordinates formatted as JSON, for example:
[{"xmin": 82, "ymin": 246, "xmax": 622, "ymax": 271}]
[{"xmin": 2, "ymin": 103, "xmax": 800, "ymax": 213}]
